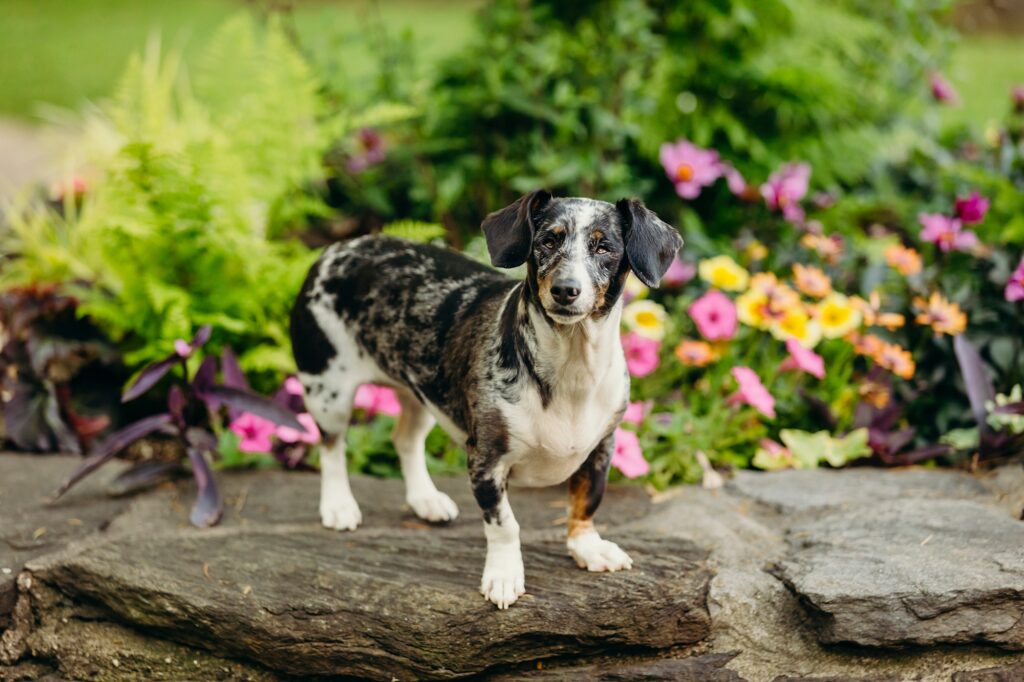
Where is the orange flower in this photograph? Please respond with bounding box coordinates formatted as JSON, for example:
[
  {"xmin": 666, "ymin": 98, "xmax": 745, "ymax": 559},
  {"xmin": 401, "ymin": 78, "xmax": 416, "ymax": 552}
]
[
  {"xmin": 675, "ymin": 340, "xmax": 717, "ymax": 367},
  {"xmin": 859, "ymin": 379, "xmax": 891, "ymax": 408},
  {"xmin": 852, "ymin": 333, "xmax": 886, "ymax": 358},
  {"xmin": 913, "ymin": 292, "xmax": 967, "ymax": 336},
  {"xmin": 874, "ymin": 342, "xmax": 916, "ymax": 380},
  {"xmin": 749, "ymin": 272, "xmax": 801, "ymax": 318},
  {"xmin": 853, "ymin": 291, "xmax": 905, "ymax": 331},
  {"xmin": 885, "ymin": 244, "xmax": 922, "ymax": 277},
  {"xmin": 792, "ymin": 264, "xmax": 832, "ymax": 298},
  {"xmin": 800, "ymin": 233, "xmax": 843, "ymax": 264}
]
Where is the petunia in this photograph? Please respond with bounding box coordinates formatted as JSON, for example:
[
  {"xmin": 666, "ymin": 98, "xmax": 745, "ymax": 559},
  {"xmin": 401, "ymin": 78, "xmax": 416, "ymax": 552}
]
[
  {"xmin": 688, "ymin": 290, "xmax": 738, "ymax": 341},
  {"xmin": 698, "ymin": 255, "xmax": 749, "ymax": 291},
  {"xmin": 919, "ymin": 213, "xmax": 978, "ymax": 253},
  {"xmin": 284, "ymin": 376, "xmax": 305, "ymax": 396},
  {"xmin": 659, "ymin": 140, "xmax": 723, "ymax": 199},
  {"xmin": 622, "ymin": 299, "xmax": 668, "ymax": 341},
  {"xmin": 230, "ymin": 412, "xmax": 277, "ymax": 453},
  {"xmin": 761, "ymin": 162, "xmax": 810, "ymax": 223},
  {"xmin": 780, "ymin": 338, "xmax": 825, "ymax": 380},
  {"xmin": 622, "ymin": 400, "xmax": 653, "ymax": 425},
  {"xmin": 674, "ymin": 339, "xmax": 717, "ymax": 367},
  {"xmin": 354, "ymin": 384, "xmax": 402, "ymax": 417},
  {"xmin": 728, "ymin": 367, "xmax": 776, "ymax": 419},
  {"xmin": 662, "ymin": 256, "xmax": 696, "ymax": 287},
  {"xmin": 815, "ymin": 293, "xmax": 862, "ymax": 339},
  {"xmin": 954, "ymin": 192, "xmax": 989, "ymax": 224},
  {"xmin": 929, "ymin": 72, "xmax": 958, "ymax": 104},
  {"xmin": 276, "ymin": 412, "xmax": 321, "ymax": 444},
  {"xmin": 621, "ymin": 332, "xmax": 660, "ymax": 377},
  {"xmin": 770, "ymin": 307, "xmax": 822, "ymax": 349},
  {"xmin": 1006, "ymin": 257, "xmax": 1024, "ymax": 302},
  {"xmin": 612, "ymin": 428, "xmax": 649, "ymax": 478}
]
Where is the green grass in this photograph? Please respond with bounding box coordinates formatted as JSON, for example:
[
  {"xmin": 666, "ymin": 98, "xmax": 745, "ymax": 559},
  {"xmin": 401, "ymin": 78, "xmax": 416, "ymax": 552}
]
[
  {"xmin": 941, "ymin": 35, "xmax": 1024, "ymax": 131},
  {"xmin": 0, "ymin": 0, "xmax": 480, "ymax": 120}
]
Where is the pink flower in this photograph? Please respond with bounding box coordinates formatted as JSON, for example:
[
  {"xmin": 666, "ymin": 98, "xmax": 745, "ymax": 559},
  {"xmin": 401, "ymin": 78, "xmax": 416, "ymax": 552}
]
[
  {"xmin": 722, "ymin": 165, "xmax": 747, "ymax": 195},
  {"xmin": 728, "ymin": 367, "xmax": 776, "ymax": 418},
  {"xmin": 662, "ymin": 256, "xmax": 696, "ymax": 287},
  {"xmin": 229, "ymin": 412, "xmax": 276, "ymax": 453},
  {"xmin": 659, "ymin": 140, "xmax": 723, "ymax": 199},
  {"xmin": 347, "ymin": 128, "xmax": 386, "ymax": 173},
  {"xmin": 612, "ymin": 428, "xmax": 649, "ymax": 478},
  {"xmin": 780, "ymin": 338, "xmax": 825, "ymax": 380},
  {"xmin": 173, "ymin": 339, "xmax": 192, "ymax": 357},
  {"xmin": 621, "ymin": 332, "xmax": 660, "ymax": 378},
  {"xmin": 284, "ymin": 376, "xmax": 305, "ymax": 396},
  {"xmin": 954, "ymin": 192, "xmax": 989, "ymax": 224},
  {"xmin": 276, "ymin": 412, "xmax": 321, "ymax": 445},
  {"xmin": 688, "ymin": 290, "xmax": 737, "ymax": 341},
  {"xmin": 929, "ymin": 72, "xmax": 958, "ymax": 104},
  {"xmin": 1006, "ymin": 257, "xmax": 1024, "ymax": 302},
  {"xmin": 354, "ymin": 384, "xmax": 402, "ymax": 417},
  {"xmin": 622, "ymin": 400, "xmax": 653, "ymax": 425},
  {"xmin": 761, "ymin": 162, "xmax": 811, "ymax": 223},
  {"xmin": 1013, "ymin": 85, "xmax": 1024, "ymax": 113},
  {"xmin": 918, "ymin": 213, "xmax": 978, "ymax": 252}
]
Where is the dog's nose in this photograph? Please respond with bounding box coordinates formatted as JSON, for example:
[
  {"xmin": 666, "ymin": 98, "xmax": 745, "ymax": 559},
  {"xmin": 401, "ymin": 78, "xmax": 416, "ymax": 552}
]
[{"xmin": 551, "ymin": 280, "xmax": 581, "ymax": 305}]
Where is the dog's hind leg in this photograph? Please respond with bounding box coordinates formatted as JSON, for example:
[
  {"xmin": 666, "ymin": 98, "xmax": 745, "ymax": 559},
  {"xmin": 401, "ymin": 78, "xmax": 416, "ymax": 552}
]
[
  {"xmin": 303, "ymin": 379, "xmax": 362, "ymax": 531},
  {"xmin": 393, "ymin": 390, "xmax": 459, "ymax": 522}
]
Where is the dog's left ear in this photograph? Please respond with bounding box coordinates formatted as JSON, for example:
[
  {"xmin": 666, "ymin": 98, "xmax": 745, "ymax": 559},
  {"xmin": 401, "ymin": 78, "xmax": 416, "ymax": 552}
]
[
  {"xmin": 481, "ymin": 190, "xmax": 552, "ymax": 268},
  {"xmin": 616, "ymin": 198, "xmax": 683, "ymax": 287}
]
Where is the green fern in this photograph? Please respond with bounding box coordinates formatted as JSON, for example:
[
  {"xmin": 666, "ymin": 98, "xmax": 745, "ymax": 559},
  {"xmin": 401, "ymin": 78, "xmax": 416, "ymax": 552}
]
[{"xmin": 381, "ymin": 220, "xmax": 448, "ymax": 243}]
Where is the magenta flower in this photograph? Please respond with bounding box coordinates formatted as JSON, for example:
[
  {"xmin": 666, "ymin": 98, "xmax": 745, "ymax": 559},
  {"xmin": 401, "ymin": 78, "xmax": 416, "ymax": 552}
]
[
  {"xmin": 728, "ymin": 367, "xmax": 776, "ymax": 419},
  {"xmin": 1006, "ymin": 257, "xmax": 1024, "ymax": 302},
  {"xmin": 659, "ymin": 140, "xmax": 723, "ymax": 199},
  {"xmin": 929, "ymin": 72, "xmax": 958, "ymax": 104},
  {"xmin": 662, "ymin": 256, "xmax": 696, "ymax": 287},
  {"xmin": 229, "ymin": 412, "xmax": 276, "ymax": 453},
  {"xmin": 622, "ymin": 400, "xmax": 653, "ymax": 425},
  {"xmin": 780, "ymin": 338, "xmax": 825, "ymax": 380},
  {"xmin": 918, "ymin": 213, "xmax": 978, "ymax": 252},
  {"xmin": 722, "ymin": 164, "xmax": 747, "ymax": 196},
  {"xmin": 354, "ymin": 384, "xmax": 402, "ymax": 417},
  {"xmin": 688, "ymin": 290, "xmax": 737, "ymax": 341},
  {"xmin": 173, "ymin": 339, "xmax": 192, "ymax": 357},
  {"xmin": 954, "ymin": 192, "xmax": 989, "ymax": 224},
  {"xmin": 276, "ymin": 412, "xmax": 321, "ymax": 445},
  {"xmin": 284, "ymin": 376, "xmax": 305, "ymax": 396},
  {"xmin": 612, "ymin": 428, "xmax": 649, "ymax": 478},
  {"xmin": 621, "ymin": 332, "xmax": 660, "ymax": 378},
  {"xmin": 761, "ymin": 162, "xmax": 810, "ymax": 223}
]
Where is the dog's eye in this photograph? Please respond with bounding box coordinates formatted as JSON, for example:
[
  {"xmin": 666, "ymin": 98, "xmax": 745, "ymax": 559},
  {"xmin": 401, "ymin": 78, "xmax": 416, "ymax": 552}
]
[
  {"xmin": 594, "ymin": 243, "xmax": 609, "ymax": 255},
  {"xmin": 540, "ymin": 236, "xmax": 558, "ymax": 250}
]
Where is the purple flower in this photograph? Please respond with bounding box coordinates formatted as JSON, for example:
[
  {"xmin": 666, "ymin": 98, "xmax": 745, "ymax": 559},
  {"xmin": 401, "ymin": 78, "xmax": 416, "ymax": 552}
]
[
  {"xmin": 761, "ymin": 162, "xmax": 810, "ymax": 223},
  {"xmin": 918, "ymin": 213, "xmax": 978, "ymax": 252},
  {"xmin": 929, "ymin": 72, "xmax": 958, "ymax": 105},
  {"xmin": 173, "ymin": 339, "xmax": 192, "ymax": 357},
  {"xmin": 1006, "ymin": 258, "xmax": 1024, "ymax": 303},
  {"xmin": 346, "ymin": 128, "xmax": 386, "ymax": 173},
  {"xmin": 954, "ymin": 192, "xmax": 989, "ymax": 224},
  {"xmin": 659, "ymin": 140, "xmax": 723, "ymax": 199}
]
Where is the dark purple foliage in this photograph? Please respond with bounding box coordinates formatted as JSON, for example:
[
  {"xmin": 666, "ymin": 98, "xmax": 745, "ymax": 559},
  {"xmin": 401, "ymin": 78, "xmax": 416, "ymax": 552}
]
[
  {"xmin": 187, "ymin": 447, "xmax": 223, "ymax": 527},
  {"xmin": 106, "ymin": 459, "xmax": 184, "ymax": 497}
]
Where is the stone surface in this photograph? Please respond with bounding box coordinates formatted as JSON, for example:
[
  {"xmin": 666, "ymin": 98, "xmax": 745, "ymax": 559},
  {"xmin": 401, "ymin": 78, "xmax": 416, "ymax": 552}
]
[{"xmin": 488, "ymin": 653, "xmax": 747, "ymax": 681}]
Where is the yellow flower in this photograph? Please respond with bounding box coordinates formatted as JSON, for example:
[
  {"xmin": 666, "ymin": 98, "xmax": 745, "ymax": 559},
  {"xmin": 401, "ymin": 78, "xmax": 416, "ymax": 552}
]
[
  {"xmin": 736, "ymin": 289, "xmax": 771, "ymax": 330},
  {"xmin": 674, "ymin": 340, "xmax": 717, "ymax": 367},
  {"xmin": 815, "ymin": 293, "xmax": 862, "ymax": 339},
  {"xmin": 792, "ymin": 264, "xmax": 832, "ymax": 298},
  {"xmin": 913, "ymin": 292, "xmax": 967, "ymax": 336},
  {"xmin": 744, "ymin": 240, "xmax": 768, "ymax": 263},
  {"xmin": 622, "ymin": 299, "xmax": 668, "ymax": 341},
  {"xmin": 770, "ymin": 307, "xmax": 823, "ymax": 348},
  {"xmin": 884, "ymin": 244, "xmax": 922, "ymax": 277},
  {"xmin": 698, "ymin": 255, "xmax": 749, "ymax": 292},
  {"xmin": 623, "ymin": 273, "xmax": 649, "ymax": 302}
]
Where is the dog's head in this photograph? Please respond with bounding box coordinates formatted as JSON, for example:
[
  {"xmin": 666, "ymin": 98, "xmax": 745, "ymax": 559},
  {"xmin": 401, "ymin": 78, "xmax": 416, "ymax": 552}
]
[{"xmin": 482, "ymin": 191, "xmax": 682, "ymax": 324}]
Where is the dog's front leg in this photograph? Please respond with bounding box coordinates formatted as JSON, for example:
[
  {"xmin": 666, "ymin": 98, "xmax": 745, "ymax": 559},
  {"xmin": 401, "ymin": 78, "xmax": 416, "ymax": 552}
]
[
  {"xmin": 566, "ymin": 433, "xmax": 633, "ymax": 572},
  {"xmin": 470, "ymin": 458, "xmax": 524, "ymax": 609}
]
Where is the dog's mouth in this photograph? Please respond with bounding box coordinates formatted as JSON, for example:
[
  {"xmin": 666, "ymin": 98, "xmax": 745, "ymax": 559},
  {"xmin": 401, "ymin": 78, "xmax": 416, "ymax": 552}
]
[{"xmin": 546, "ymin": 305, "xmax": 589, "ymax": 325}]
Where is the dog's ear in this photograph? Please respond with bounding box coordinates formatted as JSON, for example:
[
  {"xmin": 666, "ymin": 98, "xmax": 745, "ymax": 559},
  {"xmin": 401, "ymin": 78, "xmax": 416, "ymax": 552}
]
[
  {"xmin": 481, "ymin": 190, "xmax": 552, "ymax": 268},
  {"xmin": 616, "ymin": 198, "xmax": 683, "ymax": 287}
]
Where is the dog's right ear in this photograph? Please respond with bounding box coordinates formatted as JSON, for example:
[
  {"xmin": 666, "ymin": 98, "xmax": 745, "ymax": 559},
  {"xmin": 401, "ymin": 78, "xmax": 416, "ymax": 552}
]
[{"xmin": 481, "ymin": 190, "xmax": 552, "ymax": 268}]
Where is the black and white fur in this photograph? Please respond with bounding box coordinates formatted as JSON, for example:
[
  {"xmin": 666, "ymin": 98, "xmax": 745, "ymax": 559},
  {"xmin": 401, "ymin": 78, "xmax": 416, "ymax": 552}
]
[{"xmin": 290, "ymin": 191, "xmax": 682, "ymax": 609}]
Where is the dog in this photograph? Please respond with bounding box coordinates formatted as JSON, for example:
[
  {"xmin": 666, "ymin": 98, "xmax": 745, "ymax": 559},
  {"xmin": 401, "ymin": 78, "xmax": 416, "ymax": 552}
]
[{"xmin": 289, "ymin": 191, "xmax": 682, "ymax": 609}]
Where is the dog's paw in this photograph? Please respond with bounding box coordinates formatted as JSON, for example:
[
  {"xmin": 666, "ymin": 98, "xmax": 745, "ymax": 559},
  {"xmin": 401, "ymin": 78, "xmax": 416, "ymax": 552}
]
[
  {"xmin": 479, "ymin": 553, "xmax": 525, "ymax": 610},
  {"xmin": 567, "ymin": 533, "xmax": 633, "ymax": 572},
  {"xmin": 320, "ymin": 497, "xmax": 362, "ymax": 531},
  {"xmin": 407, "ymin": 489, "xmax": 459, "ymax": 523}
]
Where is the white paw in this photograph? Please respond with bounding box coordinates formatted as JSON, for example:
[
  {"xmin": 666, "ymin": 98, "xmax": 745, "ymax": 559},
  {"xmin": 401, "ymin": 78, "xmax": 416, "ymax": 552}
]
[
  {"xmin": 567, "ymin": 533, "xmax": 633, "ymax": 572},
  {"xmin": 479, "ymin": 551, "xmax": 525, "ymax": 610},
  {"xmin": 320, "ymin": 497, "xmax": 362, "ymax": 531},
  {"xmin": 407, "ymin": 489, "xmax": 460, "ymax": 523}
]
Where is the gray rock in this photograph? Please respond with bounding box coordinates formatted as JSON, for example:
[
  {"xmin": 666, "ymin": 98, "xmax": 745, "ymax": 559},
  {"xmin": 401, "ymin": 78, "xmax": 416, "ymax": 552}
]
[
  {"xmin": 953, "ymin": 663, "xmax": 1024, "ymax": 681},
  {"xmin": 487, "ymin": 652, "xmax": 747, "ymax": 681}
]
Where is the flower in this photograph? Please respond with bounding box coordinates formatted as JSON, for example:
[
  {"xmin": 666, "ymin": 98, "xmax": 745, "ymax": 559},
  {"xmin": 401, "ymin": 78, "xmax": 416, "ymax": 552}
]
[
  {"xmin": 276, "ymin": 412, "xmax": 321, "ymax": 444},
  {"xmin": 954, "ymin": 192, "xmax": 989, "ymax": 224},
  {"xmin": 753, "ymin": 438, "xmax": 797, "ymax": 471},
  {"xmin": 284, "ymin": 376, "xmax": 305, "ymax": 396},
  {"xmin": 622, "ymin": 400, "xmax": 652, "ymax": 425},
  {"xmin": 1014, "ymin": 85, "xmax": 1024, "ymax": 113},
  {"xmin": 173, "ymin": 339, "xmax": 192, "ymax": 357},
  {"xmin": 780, "ymin": 338, "xmax": 825, "ymax": 379},
  {"xmin": 698, "ymin": 255, "xmax": 749, "ymax": 291},
  {"xmin": 622, "ymin": 273, "xmax": 649, "ymax": 303},
  {"xmin": 347, "ymin": 128, "xmax": 386, "ymax": 173},
  {"xmin": 852, "ymin": 333, "xmax": 886, "ymax": 359},
  {"xmin": 852, "ymin": 291, "xmax": 905, "ymax": 331},
  {"xmin": 354, "ymin": 384, "xmax": 402, "ymax": 417},
  {"xmin": 885, "ymin": 243, "xmax": 922, "ymax": 276},
  {"xmin": 688, "ymin": 291, "xmax": 738, "ymax": 341},
  {"xmin": 743, "ymin": 240, "xmax": 768, "ymax": 262},
  {"xmin": 722, "ymin": 164, "xmax": 747, "ymax": 195},
  {"xmin": 792, "ymin": 264, "xmax": 832, "ymax": 298},
  {"xmin": 659, "ymin": 140, "xmax": 723, "ymax": 199},
  {"xmin": 612, "ymin": 428, "xmax": 649, "ymax": 478},
  {"xmin": 736, "ymin": 290, "xmax": 771, "ymax": 329},
  {"xmin": 662, "ymin": 256, "xmax": 696, "ymax": 287},
  {"xmin": 674, "ymin": 339, "xmax": 717, "ymax": 367},
  {"xmin": 929, "ymin": 72, "xmax": 958, "ymax": 104},
  {"xmin": 621, "ymin": 332, "xmax": 661, "ymax": 377},
  {"xmin": 49, "ymin": 175, "xmax": 88, "ymax": 202},
  {"xmin": 913, "ymin": 292, "xmax": 967, "ymax": 336},
  {"xmin": 800, "ymin": 233, "xmax": 844, "ymax": 264},
  {"xmin": 761, "ymin": 162, "xmax": 811, "ymax": 223},
  {"xmin": 918, "ymin": 213, "xmax": 978, "ymax": 253},
  {"xmin": 728, "ymin": 367, "xmax": 776, "ymax": 418},
  {"xmin": 622, "ymin": 299, "xmax": 667, "ymax": 341},
  {"xmin": 771, "ymin": 307, "xmax": 822, "ymax": 348},
  {"xmin": 874, "ymin": 342, "xmax": 916, "ymax": 380},
  {"xmin": 1006, "ymin": 257, "xmax": 1024, "ymax": 302},
  {"xmin": 230, "ymin": 412, "xmax": 276, "ymax": 453},
  {"xmin": 815, "ymin": 293, "xmax": 862, "ymax": 339}
]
